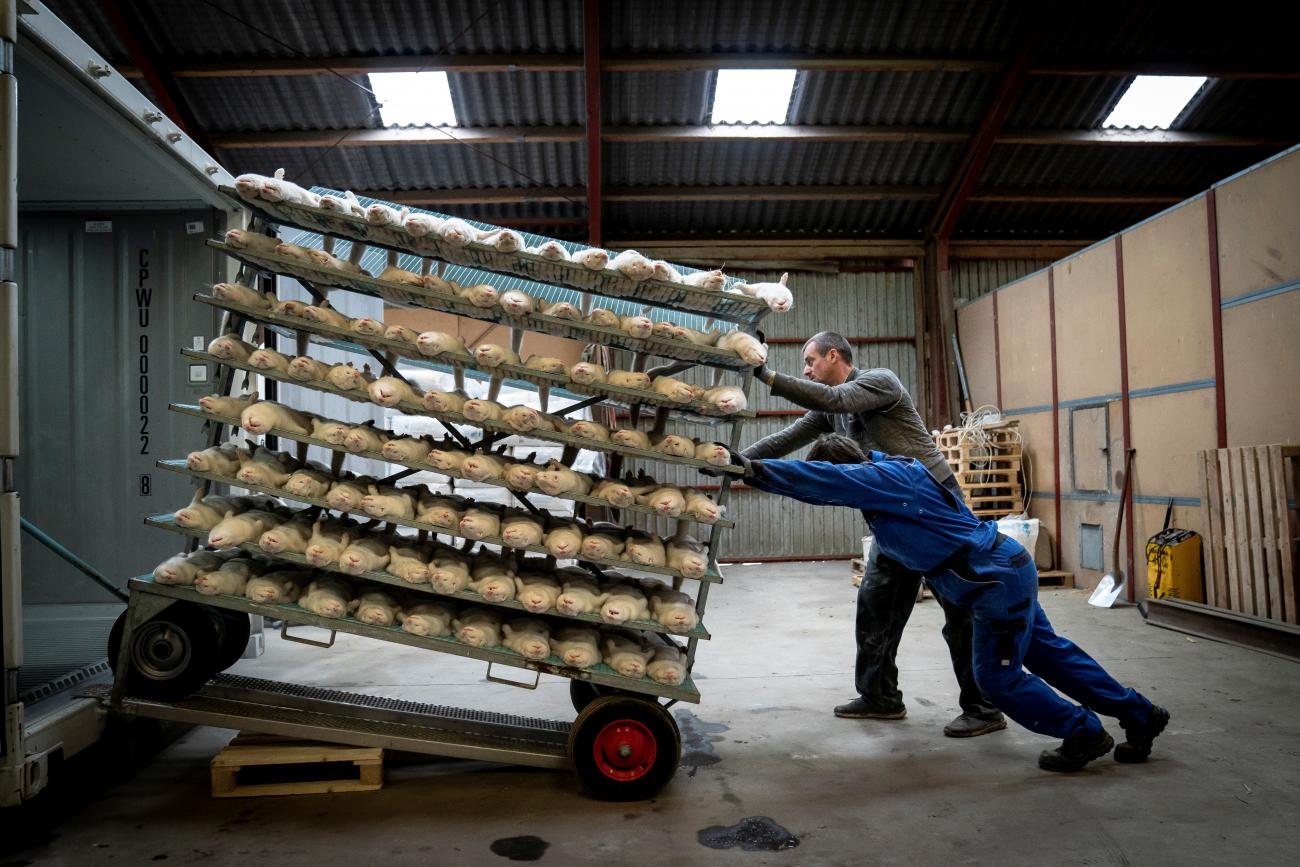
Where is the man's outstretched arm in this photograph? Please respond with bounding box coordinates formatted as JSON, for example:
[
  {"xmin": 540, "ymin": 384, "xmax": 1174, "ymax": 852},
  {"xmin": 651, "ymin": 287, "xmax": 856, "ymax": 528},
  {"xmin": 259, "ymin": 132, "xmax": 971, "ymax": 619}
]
[
  {"xmin": 746, "ymin": 458, "xmax": 913, "ymax": 512},
  {"xmin": 767, "ymin": 368, "xmax": 903, "ymax": 415},
  {"xmin": 740, "ymin": 412, "xmax": 832, "ymax": 460}
]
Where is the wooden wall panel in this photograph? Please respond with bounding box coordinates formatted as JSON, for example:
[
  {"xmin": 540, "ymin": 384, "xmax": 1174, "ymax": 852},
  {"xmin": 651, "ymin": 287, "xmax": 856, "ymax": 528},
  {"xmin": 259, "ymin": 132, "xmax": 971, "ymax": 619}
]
[
  {"xmin": 1058, "ymin": 498, "xmax": 1119, "ymax": 589},
  {"xmin": 1027, "ymin": 492, "xmax": 1058, "ymax": 568},
  {"xmin": 956, "ymin": 295, "xmax": 997, "ymax": 408},
  {"xmin": 1121, "ymin": 197, "xmax": 1215, "ymax": 389},
  {"xmin": 1129, "ymin": 389, "xmax": 1218, "ymax": 496},
  {"xmin": 1215, "ymin": 147, "xmax": 1300, "ymax": 300},
  {"xmin": 1223, "ymin": 291, "xmax": 1300, "ymax": 447},
  {"xmin": 1052, "ymin": 242, "xmax": 1121, "ymax": 403},
  {"xmin": 996, "ymin": 272, "xmax": 1052, "ymax": 410},
  {"xmin": 1015, "ymin": 411, "xmax": 1056, "ymax": 495}
]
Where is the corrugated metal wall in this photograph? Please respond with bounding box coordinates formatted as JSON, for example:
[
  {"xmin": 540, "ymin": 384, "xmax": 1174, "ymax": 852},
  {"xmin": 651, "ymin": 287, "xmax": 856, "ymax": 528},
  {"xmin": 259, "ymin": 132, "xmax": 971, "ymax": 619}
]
[
  {"xmin": 622, "ymin": 269, "xmax": 918, "ymax": 559},
  {"xmin": 952, "ymin": 259, "xmax": 1054, "ymax": 304},
  {"xmin": 16, "ymin": 212, "xmax": 225, "ymax": 603}
]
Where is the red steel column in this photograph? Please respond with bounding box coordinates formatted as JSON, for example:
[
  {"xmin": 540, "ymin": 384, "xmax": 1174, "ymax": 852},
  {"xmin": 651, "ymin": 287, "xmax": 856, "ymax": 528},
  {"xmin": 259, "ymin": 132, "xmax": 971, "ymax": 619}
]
[
  {"xmin": 1048, "ymin": 268, "xmax": 1062, "ymax": 570},
  {"xmin": 583, "ymin": 0, "xmax": 603, "ymax": 247},
  {"xmin": 992, "ymin": 289, "xmax": 1003, "ymax": 408},
  {"xmin": 1207, "ymin": 188, "xmax": 1228, "ymax": 447},
  {"xmin": 1115, "ymin": 235, "xmax": 1136, "ymax": 600}
]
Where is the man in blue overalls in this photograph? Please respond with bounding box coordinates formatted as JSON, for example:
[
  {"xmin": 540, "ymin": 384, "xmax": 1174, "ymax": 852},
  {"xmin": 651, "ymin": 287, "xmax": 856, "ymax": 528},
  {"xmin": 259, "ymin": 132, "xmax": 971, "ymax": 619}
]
[{"xmin": 736, "ymin": 433, "xmax": 1170, "ymax": 771}]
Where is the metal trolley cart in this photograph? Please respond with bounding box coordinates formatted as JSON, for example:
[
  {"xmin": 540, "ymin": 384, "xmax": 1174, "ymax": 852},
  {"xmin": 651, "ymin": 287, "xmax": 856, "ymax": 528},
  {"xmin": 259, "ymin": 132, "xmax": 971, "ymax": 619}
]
[{"xmin": 106, "ymin": 185, "xmax": 776, "ymax": 799}]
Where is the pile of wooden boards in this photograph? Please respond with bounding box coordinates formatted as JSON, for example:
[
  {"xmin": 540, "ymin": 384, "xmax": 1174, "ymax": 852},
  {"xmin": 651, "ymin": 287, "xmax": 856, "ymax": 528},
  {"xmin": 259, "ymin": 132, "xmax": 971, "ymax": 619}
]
[
  {"xmin": 1199, "ymin": 445, "xmax": 1299, "ymax": 625},
  {"xmin": 935, "ymin": 421, "xmax": 1025, "ymax": 519}
]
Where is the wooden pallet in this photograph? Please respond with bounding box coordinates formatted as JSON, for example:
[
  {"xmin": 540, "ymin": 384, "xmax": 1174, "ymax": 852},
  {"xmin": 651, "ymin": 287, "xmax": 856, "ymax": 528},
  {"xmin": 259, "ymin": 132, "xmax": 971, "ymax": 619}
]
[
  {"xmin": 1037, "ymin": 570, "xmax": 1075, "ymax": 589},
  {"xmin": 211, "ymin": 735, "xmax": 384, "ymax": 798},
  {"xmin": 935, "ymin": 425, "xmax": 1021, "ymax": 451},
  {"xmin": 954, "ymin": 469, "xmax": 1020, "ymax": 481},
  {"xmin": 1199, "ymin": 445, "xmax": 1299, "ymax": 625}
]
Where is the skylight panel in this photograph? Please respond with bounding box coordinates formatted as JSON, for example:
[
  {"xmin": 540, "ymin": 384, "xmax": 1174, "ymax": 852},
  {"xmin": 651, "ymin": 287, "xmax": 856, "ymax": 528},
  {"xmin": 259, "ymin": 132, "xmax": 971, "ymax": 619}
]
[
  {"xmin": 1103, "ymin": 75, "xmax": 1207, "ymax": 129},
  {"xmin": 710, "ymin": 69, "xmax": 798, "ymax": 124},
  {"xmin": 368, "ymin": 71, "xmax": 458, "ymax": 127}
]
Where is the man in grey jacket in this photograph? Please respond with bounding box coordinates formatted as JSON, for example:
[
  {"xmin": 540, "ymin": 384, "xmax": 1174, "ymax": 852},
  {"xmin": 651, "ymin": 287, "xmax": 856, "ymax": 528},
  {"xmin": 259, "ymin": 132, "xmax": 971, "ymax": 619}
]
[{"xmin": 743, "ymin": 332, "xmax": 1006, "ymax": 737}]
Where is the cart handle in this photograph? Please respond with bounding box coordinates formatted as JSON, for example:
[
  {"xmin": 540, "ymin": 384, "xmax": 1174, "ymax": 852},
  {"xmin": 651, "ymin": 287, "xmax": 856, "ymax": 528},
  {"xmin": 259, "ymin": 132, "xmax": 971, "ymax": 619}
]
[
  {"xmin": 280, "ymin": 622, "xmax": 337, "ymax": 649},
  {"xmin": 485, "ymin": 663, "xmax": 540, "ymax": 690}
]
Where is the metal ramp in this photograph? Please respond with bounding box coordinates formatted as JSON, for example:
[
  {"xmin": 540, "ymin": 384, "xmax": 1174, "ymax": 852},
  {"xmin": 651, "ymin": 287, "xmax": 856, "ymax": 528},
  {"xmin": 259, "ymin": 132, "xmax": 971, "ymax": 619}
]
[{"xmin": 83, "ymin": 674, "xmax": 572, "ymax": 770}]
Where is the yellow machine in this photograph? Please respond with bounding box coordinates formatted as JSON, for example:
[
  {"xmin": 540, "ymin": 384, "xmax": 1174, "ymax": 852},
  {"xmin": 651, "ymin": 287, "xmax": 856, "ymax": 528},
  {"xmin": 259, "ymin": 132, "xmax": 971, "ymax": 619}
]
[{"xmin": 1146, "ymin": 527, "xmax": 1204, "ymax": 603}]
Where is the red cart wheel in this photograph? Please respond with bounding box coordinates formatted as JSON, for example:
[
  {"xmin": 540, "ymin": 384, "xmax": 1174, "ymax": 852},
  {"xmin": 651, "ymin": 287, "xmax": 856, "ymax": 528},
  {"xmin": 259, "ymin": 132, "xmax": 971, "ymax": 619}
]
[{"xmin": 568, "ymin": 696, "xmax": 680, "ymax": 800}]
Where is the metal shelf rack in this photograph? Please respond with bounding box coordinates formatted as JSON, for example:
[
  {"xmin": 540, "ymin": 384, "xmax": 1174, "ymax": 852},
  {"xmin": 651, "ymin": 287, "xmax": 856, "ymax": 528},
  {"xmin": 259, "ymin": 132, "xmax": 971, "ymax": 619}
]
[{"xmin": 109, "ymin": 182, "xmax": 772, "ymax": 798}]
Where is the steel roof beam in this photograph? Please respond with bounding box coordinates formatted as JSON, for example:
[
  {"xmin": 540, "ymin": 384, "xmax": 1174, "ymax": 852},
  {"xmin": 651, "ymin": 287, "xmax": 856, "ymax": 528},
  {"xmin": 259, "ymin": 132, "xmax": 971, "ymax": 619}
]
[
  {"xmin": 115, "ymin": 54, "xmax": 1300, "ymax": 79},
  {"xmin": 210, "ymin": 125, "xmax": 1288, "ymax": 150},
  {"xmin": 350, "ymin": 185, "xmax": 1184, "ymax": 206}
]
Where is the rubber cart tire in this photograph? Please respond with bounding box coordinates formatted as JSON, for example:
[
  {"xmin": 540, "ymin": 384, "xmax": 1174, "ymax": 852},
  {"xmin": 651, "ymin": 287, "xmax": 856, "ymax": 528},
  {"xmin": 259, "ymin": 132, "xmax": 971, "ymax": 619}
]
[
  {"xmin": 211, "ymin": 608, "xmax": 251, "ymax": 673},
  {"xmin": 568, "ymin": 695, "xmax": 681, "ymax": 801},
  {"xmin": 115, "ymin": 602, "xmax": 221, "ymax": 700},
  {"xmin": 568, "ymin": 679, "xmax": 637, "ymax": 713}
]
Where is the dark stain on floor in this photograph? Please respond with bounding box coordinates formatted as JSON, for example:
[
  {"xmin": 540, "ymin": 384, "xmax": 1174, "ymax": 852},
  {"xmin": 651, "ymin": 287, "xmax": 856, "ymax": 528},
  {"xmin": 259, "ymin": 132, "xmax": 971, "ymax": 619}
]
[
  {"xmin": 489, "ymin": 836, "xmax": 549, "ymax": 861},
  {"xmin": 698, "ymin": 816, "xmax": 800, "ymax": 852},
  {"xmin": 675, "ymin": 709, "xmax": 728, "ymax": 769}
]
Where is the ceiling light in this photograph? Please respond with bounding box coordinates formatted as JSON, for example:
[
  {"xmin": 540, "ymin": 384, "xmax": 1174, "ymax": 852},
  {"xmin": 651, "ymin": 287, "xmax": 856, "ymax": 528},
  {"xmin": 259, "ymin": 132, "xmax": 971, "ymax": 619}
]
[
  {"xmin": 1103, "ymin": 75, "xmax": 1208, "ymax": 129},
  {"xmin": 368, "ymin": 71, "xmax": 458, "ymax": 127},
  {"xmin": 710, "ymin": 69, "xmax": 798, "ymax": 125}
]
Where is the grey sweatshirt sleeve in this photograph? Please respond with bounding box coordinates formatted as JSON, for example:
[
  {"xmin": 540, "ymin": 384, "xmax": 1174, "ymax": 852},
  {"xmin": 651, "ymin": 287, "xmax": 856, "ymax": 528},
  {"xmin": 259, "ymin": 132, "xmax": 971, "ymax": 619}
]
[
  {"xmin": 768, "ymin": 369, "xmax": 903, "ymax": 414},
  {"xmin": 741, "ymin": 411, "xmax": 832, "ymax": 460}
]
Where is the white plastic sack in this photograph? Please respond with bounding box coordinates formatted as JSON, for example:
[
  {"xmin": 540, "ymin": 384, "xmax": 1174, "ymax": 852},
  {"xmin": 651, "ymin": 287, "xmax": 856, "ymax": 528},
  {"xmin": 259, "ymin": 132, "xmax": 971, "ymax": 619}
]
[{"xmin": 996, "ymin": 516, "xmax": 1052, "ymax": 568}]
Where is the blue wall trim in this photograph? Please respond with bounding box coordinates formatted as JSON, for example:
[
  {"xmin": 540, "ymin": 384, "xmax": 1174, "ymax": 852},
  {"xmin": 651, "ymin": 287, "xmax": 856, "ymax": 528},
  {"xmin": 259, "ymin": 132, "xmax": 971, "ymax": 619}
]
[
  {"xmin": 1004, "ymin": 379, "xmax": 1214, "ymax": 416},
  {"xmin": 1060, "ymin": 392, "xmax": 1122, "ymax": 409},
  {"xmin": 1032, "ymin": 491, "xmax": 1201, "ymax": 507},
  {"xmin": 1220, "ymin": 278, "xmax": 1300, "ymax": 310},
  {"xmin": 1129, "ymin": 378, "xmax": 1216, "ymax": 400},
  {"xmin": 1003, "ymin": 403, "xmax": 1053, "ymax": 416}
]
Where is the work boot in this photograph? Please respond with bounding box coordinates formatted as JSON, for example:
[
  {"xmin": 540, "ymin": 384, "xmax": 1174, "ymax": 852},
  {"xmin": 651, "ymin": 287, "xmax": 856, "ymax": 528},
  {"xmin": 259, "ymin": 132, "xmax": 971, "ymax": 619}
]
[
  {"xmin": 833, "ymin": 698, "xmax": 906, "ymax": 720},
  {"xmin": 1114, "ymin": 706, "xmax": 1170, "ymax": 763},
  {"xmin": 943, "ymin": 712, "xmax": 1008, "ymax": 738},
  {"xmin": 1038, "ymin": 729, "xmax": 1115, "ymax": 772}
]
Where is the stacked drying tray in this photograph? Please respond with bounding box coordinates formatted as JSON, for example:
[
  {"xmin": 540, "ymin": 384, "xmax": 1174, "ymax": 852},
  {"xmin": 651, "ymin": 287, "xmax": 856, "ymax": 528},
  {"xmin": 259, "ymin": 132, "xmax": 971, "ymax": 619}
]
[{"xmin": 131, "ymin": 181, "xmax": 783, "ymax": 715}]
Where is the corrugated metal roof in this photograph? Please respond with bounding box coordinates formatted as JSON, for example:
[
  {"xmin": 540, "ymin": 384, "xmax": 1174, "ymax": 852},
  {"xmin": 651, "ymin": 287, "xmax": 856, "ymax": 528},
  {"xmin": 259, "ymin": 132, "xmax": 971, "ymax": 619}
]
[
  {"xmin": 1041, "ymin": 2, "xmax": 1277, "ymax": 62},
  {"xmin": 451, "ymin": 71, "xmax": 586, "ymax": 126},
  {"xmin": 39, "ymin": 0, "xmax": 1300, "ymax": 244},
  {"xmin": 979, "ymin": 144, "xmax": 1280, "ymax": 190},
  {"xmin": 223, "ymin": 141, "xmax": 585, "ymax": 191},
  {"xmin": 603, "ymin": 0, "xmax": 1021, "ymax": 54},
  {"xmin": 178, "ymin": 75, "xmax": 378, "ymax": 132},
  {"xmin": 1004, "ymin": 75, "xmax": 1127, "ymax": 129},
  {"xmin": 40, "ymin": 1, "xmax": 127, "ymax": 60},
  {"xmin": 131, "ymin": 0, "xmax": 583, "ymax": 58},
  {"xmin": 606, "ymin": 199, "xmax": 931, "ymax": 237},
  {"xmin": 604, "ymin": 72, "xmax": 714, "ymax": 126},
  {"xmin": 605, "ymin": 140, "xmax": 960, "ymax": 186},
  {"xmin": 1177, "ymin": 79, "xmax": 1300, "ymax": 135},
  {"xmin": 956, "ymin": 201, "xmax": 1163, "ymax": 238},
  {"xmin": 790, "ymin": 71, "xmax": 996, "ymax": 126}
]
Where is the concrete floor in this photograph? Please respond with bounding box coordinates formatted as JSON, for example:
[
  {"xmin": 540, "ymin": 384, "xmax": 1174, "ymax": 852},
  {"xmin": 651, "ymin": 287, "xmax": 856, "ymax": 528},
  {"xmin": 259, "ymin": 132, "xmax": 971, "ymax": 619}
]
[{"xmin": 9, "ymin": 561, "xmax": 1300, "ymax": 865}]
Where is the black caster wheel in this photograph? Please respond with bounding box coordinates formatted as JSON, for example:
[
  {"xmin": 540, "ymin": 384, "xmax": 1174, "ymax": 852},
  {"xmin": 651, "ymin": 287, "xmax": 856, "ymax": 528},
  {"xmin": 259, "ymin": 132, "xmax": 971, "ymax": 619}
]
[
  {"xmin": 569, "ymin": 679, "xmax": 638, "ymax": 713},
  {"xmin": 568, "ymin": 695, "xmax": 681, "ymax": 801},
  {"xmin": 209, "ymin": 608, "xmax": 251, "ymax": 673},
  {"xmin": 114, "ymin": 602, "xmax": 221, "ymax": 700}
]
